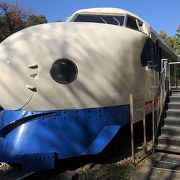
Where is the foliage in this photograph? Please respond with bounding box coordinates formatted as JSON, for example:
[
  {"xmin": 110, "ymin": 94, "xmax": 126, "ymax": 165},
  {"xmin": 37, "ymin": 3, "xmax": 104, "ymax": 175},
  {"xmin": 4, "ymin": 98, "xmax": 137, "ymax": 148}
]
[
  {"xmin": 173, "ymin": 25, "xmax": 180, "ymax": 55},
  {"xmin": 159, "ymin": 30, "xmax": 174, "ymax": 49},
  {"xmin": 0, "ymin": 1, "xmax": 47, "ymax": 42},
  {"xmin": 160, "ymin": 26, "xmax": 180, "ymax": 55},
  {"xmin": 26, "ymin": 15, "xmax": 47, "ymax": 27}
]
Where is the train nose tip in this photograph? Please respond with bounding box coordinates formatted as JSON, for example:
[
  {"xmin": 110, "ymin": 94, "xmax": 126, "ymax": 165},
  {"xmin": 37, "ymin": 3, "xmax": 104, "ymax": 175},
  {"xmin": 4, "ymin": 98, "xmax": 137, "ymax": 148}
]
[{"xmin": 0, "ymin": 43, "xmax": 38, "ymax": 110}]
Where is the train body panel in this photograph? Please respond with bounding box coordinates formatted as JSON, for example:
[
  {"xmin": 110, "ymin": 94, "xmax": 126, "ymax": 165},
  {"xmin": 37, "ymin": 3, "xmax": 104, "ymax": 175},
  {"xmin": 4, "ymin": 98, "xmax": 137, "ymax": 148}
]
[
  {"xmin": 0, "ymin": 105, "xmax": 129, "ymax": 171},
  {"xmin": 0, "ymin": 22, "xmax": 147, "ymax": 111},
  {"xmin": 0, "ymin": 8, "xmax": 178, "ymax": 172}
]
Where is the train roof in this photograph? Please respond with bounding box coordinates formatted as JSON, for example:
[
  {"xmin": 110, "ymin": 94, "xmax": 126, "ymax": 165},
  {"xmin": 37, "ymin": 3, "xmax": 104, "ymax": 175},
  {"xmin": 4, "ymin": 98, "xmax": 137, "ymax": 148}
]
[{"xmin": 74, "ymin": 7, "xmax": 140, "ymax": 17}]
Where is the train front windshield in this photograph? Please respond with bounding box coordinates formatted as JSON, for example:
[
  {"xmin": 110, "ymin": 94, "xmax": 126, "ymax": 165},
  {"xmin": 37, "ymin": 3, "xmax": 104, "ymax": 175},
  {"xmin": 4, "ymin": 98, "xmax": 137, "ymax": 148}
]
[{"xmin": 73, "ymin": 14, "xmax": 125, "ymax": 26}]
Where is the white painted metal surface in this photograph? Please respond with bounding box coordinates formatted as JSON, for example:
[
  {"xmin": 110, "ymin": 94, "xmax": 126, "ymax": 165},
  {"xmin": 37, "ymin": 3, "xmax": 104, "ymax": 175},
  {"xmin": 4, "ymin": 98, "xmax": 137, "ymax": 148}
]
[
  {"xmin": 0, "ymin": 22, "xmax": 147, "ymax": 110},
  {"xmin": 0, "ymin": 8, "xmax": 178, "ymax": 111}
]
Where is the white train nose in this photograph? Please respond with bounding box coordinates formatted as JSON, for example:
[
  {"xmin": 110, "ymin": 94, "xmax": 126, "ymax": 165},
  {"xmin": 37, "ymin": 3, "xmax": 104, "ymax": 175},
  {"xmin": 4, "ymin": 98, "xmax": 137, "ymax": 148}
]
[
  {"xmin": 0, "ymin": 21, "xmax": 145, "ymax": 111},
  {"xmin": 0, "ymin": 42, "xmax": 38, "ymax": 110}
]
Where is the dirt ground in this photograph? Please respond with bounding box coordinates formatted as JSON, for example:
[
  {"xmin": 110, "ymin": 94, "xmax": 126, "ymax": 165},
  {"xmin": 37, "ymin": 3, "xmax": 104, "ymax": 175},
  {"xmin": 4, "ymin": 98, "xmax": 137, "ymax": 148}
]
[{"xmin": 132, "ymin": 153, "xmax": 180, "ymax": 180}]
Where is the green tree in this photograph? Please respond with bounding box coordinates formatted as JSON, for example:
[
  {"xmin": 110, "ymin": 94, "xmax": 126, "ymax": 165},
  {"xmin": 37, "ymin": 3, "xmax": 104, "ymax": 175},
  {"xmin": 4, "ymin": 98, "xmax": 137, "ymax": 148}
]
[
  {"xmin": 26, "ymin": 14, "xmax": 47, "ymax": 27},
  {"xmin": 173, "ymin": 25, "xmax": 180, "ymax": 55},
  {"xmin": 0, "ymin": 1, "xmax": 47, "ymax": 42},
  {"xmin": 159, "ymin": 30, "xmax": 174, "ymax": 49},
  {"xmin": 160, "ymin": 30, "xmax": 168, "ymax": 40},
  {"xmin": 160, "ymin": 27, "xmax": 180, "ymax": 55}
]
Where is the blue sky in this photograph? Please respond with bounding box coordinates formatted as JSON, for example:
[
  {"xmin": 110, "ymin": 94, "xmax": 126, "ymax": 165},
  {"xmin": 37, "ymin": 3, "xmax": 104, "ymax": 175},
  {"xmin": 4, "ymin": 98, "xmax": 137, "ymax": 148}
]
[{"xmin": 5, "ymin": 0, "xmax": 180, "ymax": 36}]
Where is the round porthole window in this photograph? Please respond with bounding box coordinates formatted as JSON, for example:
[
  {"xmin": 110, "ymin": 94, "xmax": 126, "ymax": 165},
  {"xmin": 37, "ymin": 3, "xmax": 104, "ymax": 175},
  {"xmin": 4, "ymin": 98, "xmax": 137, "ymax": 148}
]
[{"xmin": 50, "ymin": 59, "xmax": 78, "ymax": 84}]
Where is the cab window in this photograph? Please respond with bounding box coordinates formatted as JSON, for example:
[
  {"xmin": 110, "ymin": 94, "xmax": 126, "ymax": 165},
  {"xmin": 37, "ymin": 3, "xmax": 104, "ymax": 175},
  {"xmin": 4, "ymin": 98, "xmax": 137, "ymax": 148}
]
[
  {"xmin": 126, "ymin": 16, "xmax": 139, "ymax": 31},
  {"xmin": 73, "ymin": 15, "xmax": 105, "ymax": 24},
  {"xmin": 137, "ymin": 20, "xmax": 145, "ymax": 33}
]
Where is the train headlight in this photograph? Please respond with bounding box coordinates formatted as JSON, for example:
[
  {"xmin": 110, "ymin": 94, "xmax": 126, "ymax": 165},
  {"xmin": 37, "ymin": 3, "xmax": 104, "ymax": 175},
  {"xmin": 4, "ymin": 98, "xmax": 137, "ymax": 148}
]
[{"xmin": 50, "ymin": 59, "xmax": 78, "ymax": 84}]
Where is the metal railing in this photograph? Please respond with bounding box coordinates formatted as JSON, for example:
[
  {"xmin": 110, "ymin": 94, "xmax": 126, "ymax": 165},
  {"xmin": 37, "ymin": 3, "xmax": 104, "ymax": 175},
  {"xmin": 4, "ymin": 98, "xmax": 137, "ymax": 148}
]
[
  {"xmin": 169, "ymin": 62, "xmax": 180, "ymax": 89},
  {"xmin": 152, "ymin": 67, "xmax": 169, "ymax": 149}
]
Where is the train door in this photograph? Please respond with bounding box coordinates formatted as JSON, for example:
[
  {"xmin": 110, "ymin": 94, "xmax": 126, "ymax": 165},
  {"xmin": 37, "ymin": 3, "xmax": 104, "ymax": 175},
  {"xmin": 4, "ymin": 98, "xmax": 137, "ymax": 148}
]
[{"xmin": 169, "ymin": 62, "xmax": 180, "ymax": 88}]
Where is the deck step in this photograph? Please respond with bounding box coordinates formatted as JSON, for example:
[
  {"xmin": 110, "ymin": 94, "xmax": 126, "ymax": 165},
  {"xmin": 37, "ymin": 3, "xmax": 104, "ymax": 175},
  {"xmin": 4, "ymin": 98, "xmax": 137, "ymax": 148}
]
[
  {"xmin": 158, "ymin": 136, "xmax": 180, "ymax": 146},
  {"xmin": 156, "ymin": 144, "xmax": 180, "ymax": 154},
  {"xmin": 170, "ymin": 96, "xmax": 180, "ymax": 102},
  {"xmin": 171, "ymin": 88, "xmax": 180, "ymax": 91},
  {"xmin": 161, "ymin": 126, "xmax": 180, "ymax": 136},
  {"xmin": 153, "ymin": 154, "xmax": 180, "ymax": 171},
  {"xmin": 171, "ymin": 91, "xmax": 180, "ymax": 96},
  {"xmin": 157, "ymin": 89, "xmax": 180, "ymax": 154},
  {"xmin": 164, "ymin": 118, "xmax": 180, "ymax": 126},
  {"xmin": 167, "ymin": 109, "xmax": 180, "ymax": 117},
  {"xmin": 168, "ymin": 102, "xmax": 180, "ymax": 109}
]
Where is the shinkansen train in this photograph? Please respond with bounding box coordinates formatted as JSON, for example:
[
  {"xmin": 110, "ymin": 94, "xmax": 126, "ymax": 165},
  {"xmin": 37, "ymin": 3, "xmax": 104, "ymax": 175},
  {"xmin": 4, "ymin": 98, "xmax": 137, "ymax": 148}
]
[{"xmin": 0, "ymin": 8, "xmax": 178, "ymax": 172}]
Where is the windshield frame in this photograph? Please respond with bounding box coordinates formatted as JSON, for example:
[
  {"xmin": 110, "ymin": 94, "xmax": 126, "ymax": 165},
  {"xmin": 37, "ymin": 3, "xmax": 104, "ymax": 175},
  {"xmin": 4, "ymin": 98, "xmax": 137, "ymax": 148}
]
[{"xmin": 69, "ymin": 13, "xmax": 126, "ymax": 26}]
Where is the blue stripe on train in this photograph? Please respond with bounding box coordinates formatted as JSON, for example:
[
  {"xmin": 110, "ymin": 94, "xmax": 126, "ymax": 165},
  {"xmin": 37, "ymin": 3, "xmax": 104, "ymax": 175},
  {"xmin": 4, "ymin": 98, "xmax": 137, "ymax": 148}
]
[{"xmin": 0, "ymin": 105, "xmax": 130, "ymax": 172}]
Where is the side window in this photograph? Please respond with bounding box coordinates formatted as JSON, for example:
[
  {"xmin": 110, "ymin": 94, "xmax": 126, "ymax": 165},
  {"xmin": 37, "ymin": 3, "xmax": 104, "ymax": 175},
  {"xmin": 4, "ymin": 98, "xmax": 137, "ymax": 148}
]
[
  {"xmin": 158, "ymin": 47, "xmax": 162, "ymax": 70},
  {"xmin": 137, "ymin": 20, "xmax": 144, "ymax": 33},
  {"xmin": 141, "ymin": 39, "xmax": 154, "ymax": 67},
  {"xmin": 154, "ymin": 41, "xmax": 161, "ymax": 71},
  {"xmin": 126, "ymin": 16, "xmax": 139, "ymax": 31}
]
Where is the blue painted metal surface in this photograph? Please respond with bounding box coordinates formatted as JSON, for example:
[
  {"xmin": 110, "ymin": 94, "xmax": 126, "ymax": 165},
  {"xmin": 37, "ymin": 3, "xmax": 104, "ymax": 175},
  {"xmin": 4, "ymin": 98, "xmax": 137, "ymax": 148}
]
[{"xmin": 0, "ymin": 105, "xmax": 129, "ymax": 172}]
